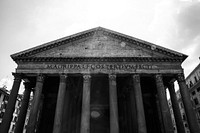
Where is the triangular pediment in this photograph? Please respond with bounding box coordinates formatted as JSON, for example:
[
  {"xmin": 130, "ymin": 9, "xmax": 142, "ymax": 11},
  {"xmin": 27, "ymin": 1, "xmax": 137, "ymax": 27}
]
[{"xmin": 11, "ymin": 27, "xmax": 187, "ymax": 62}]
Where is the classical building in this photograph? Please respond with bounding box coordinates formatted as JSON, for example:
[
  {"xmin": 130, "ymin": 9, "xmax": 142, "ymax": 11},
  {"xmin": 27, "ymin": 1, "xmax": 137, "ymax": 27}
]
[
  {"xmin": 0, "ymin": 27, "xmax": 199, "ymax": 133},
  {"xmin": 185, "ymin": 62, "xmax": 200, "ymax": 125}
]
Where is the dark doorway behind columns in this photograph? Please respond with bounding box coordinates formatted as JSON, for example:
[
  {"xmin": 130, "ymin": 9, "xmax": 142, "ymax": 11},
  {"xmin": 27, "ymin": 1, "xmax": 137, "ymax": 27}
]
[
  {"xmin": 37, "ymin": 76, "xmax": 59, "ymax": 133},
  {"xmin": 117, "ymin": 76, "xmax": 137, "ymax": 133},
  {"xmin": 141, "ymin": 76, "xmax": 162, "ymax": 133},
  {"xmin": 90, "ymin": 74, "xmax": 110, "ymax": 133},
  {"xmin": 62, "ymin": 76, "xmax": 83, "ymax": 133}
]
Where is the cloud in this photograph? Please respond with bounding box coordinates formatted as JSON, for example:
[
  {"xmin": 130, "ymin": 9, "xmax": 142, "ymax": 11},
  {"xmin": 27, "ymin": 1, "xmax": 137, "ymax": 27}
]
[
  {"xmin": 0, "ymin": 78, "xmax": 12, "ymax": 91},
  {"xmin": 176, "ymin": 1, "xmax": 200, "ymax": 43},
  {"xmin": 149, "ymin": 0, "xmax": 200, "ymax": 76},
  {"xmin": 0, "ymin": 77, "xmax": 25, "ymax": 94}
]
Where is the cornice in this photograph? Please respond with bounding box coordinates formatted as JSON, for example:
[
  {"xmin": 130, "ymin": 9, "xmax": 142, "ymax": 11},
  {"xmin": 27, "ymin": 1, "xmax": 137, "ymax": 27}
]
[{"xmin": 14, "ymin": 57, "xmax": 184, "ymax": 63}]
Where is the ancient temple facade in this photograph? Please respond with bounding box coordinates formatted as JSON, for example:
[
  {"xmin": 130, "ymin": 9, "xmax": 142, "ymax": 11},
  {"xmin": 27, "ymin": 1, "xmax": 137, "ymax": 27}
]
[{"xmin": 0, "ymin": 27, "xmax": 199, "ymax": 133}]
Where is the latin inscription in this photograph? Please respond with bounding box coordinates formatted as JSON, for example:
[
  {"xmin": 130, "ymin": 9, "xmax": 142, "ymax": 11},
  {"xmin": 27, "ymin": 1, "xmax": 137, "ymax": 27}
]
[{"xmin": 46, "ymin": 64, "xmax": 157, "ymax": 71}]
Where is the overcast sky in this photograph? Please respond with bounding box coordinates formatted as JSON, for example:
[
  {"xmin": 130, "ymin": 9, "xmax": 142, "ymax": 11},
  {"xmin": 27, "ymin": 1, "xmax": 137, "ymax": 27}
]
[{"xmin": 0, "ymin": 0, "xmax": 200, "ymax": 91}]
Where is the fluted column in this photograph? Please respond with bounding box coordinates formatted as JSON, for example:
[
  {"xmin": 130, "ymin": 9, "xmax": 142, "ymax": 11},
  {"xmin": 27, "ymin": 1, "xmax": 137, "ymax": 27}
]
[
  {"xmin": 133, "ymin": 74, "xmax": 147, "ymax": 133},
  {"xmin": 80, "ymin": 74, "xmax": 91, "ymax": 133},
  {"xmin": 109, "ymin": 74, "xmax": 119, "ymax": 133},
  {"xmin": 155, "ymin": 74, "xmax": 174, "ymax": 133},
  {"xmin": 167, "ymin": 82, "xmax": 186, "ymax": 133},
  {"xmin": 26, "ymin": 74, "xmax": 45, "ymax": 133},
  {"xmin": 14, "ymin": 81, "xmax": 32, "ymax": 133},
  {"xmin": 0, "ymin": 73, "xmax": 22, "ymax": 133},
  {"xmin": 177, "ymin": 73, "xmax": 200, "ymax": 133},
  {"xmin": 53, "ymin": 74, "xmax": 67, "ymax": 133}
]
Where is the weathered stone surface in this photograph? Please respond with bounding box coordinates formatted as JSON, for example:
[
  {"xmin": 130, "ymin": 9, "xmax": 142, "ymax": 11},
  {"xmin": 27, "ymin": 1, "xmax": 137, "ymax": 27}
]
[{"xmin": 31, "ymin": 31, "xmax": 167, "ymax": 58}]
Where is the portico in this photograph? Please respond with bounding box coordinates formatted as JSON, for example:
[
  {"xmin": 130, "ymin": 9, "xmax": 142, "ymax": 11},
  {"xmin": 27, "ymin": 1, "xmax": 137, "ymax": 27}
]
[{"xmin": 0, "ymin": 27, "xmax": 199, "ymax": 133}]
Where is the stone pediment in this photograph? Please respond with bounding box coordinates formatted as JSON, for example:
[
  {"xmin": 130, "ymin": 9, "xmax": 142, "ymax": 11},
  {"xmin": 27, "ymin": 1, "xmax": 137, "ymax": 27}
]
[{"xmin": 11, "ymin": 27, "xmax": 187, "ymax": 62}]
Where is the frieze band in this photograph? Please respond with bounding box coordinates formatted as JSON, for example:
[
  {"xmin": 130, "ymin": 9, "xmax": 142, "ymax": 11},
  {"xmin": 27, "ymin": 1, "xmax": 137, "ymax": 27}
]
[{"xmin": 46, "ymin": 63, "xmax": 157, "ymax": 71}]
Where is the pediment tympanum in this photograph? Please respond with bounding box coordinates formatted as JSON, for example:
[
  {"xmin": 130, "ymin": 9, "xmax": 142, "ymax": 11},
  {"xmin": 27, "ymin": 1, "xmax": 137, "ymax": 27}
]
[
  {"xmin": 30, "ymin": 32, "xmax": 162, "ymax": 58},
  {"xmin": 11, "ymin": 27, "xmax": 187, "ymax": 61}
]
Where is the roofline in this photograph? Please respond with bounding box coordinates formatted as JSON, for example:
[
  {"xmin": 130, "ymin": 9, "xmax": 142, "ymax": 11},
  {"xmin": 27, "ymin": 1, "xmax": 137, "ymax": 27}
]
[
  {"xmin": 11, "ymin": 27, "xmax": 99, "ymax": 58},
  {"xmin": 101, "ymin": 27, "xmax": 188, "ymax": 59},
  {"xmin": 186, "ymin": 62, "xmax": 200, "ymax": 81}
]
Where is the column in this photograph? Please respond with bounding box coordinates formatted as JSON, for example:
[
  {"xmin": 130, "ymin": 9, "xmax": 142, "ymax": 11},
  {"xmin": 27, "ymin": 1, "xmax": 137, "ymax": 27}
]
[
  {"xmin": 156, "ymin": 95, "xmax": 165, "ymax": 133},
  {"xmin": 0, "ymin": 73, "xmax": 22, "ymax": 133},
  {"xmin": 26, "ymin": 74, "xmax": 45, "ymax": 133},
  {"xmin": 155, "ymin": 74, "xmax": 174, "ymax": 133},
  {"xmin": 80, "ymin": 74, "xmax": 91, "ymax": 133},
  {"xmin": 133, "ymin": 74, "xmax": 147, "ymax": 133},
  {"xmin": 177, "ymin": 73, "xmax": 200, "ymax": 133},
  {"xmin": 53, "ymin": 74, "xmax": 67, "ymax": 133},
  {"xmin": 109, "ymin": 74, "xmax": 119, "ymax": 133},
  {"xmin": 167, "ymin": 82, "xmax": 186, "ymax": 133},
  {"xmin": 14, "ymin": 81, "xmax": 32, "ymax": 133},
  {"xmin": 0, "ymin": 94, "xmax": 4, "ymax": 108}
]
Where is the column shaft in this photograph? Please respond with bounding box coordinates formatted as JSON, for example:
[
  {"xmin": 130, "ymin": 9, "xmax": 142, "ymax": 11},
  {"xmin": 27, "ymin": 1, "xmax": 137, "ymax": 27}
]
[
  {"xmin": 133, "ymin": 74, "xmax": 147, "ymax": 133},
  {"xmin": 168, "ymin": 82, "xmax": 186, "ymax": 133},
  {"xmin": 26, "ymin": 74, "xmax": 45, "ymax": 133},
  {"xmin": 0, "ymin": 73, "xmax": 22, "ymax": 133},
  {"xmin": 109, "ymin": 74, "xmax": 119, "ymax": 133},
  {"xmin": 80, "ymin": 74, "xmax": 91, "ymax": 133},
  {"xmin": 14, "ymin": 81, "xmax": 32, "ymax": 133},
  {"xmin": 177, "ymin": 73, "xmax": 200, "ymax": 133},
  {"xmin": 155, "ymin": 74, "xmax": 174, "ymax": 133},
  {"xmin": 156, "ymin": 96, "xmax": 165, "ymax": 133},
  {"xmin": 53, "ymin": 74, "xmax": 67, "ymax": 133}
]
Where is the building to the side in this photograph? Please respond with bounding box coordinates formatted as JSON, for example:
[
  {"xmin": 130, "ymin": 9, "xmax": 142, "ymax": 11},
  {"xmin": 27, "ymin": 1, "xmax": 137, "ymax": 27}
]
[
  {"xmin": 9, "ymin": 95, "xmax": 22, "ymax": 133},
  {"xmin": 22, "ymin": 95, "xmax": 33, "ymax": 133},
  {"xmin": 0, "ymin": 87, "xmax": 9, "ymax": 124},
  {"xmin": 168, "ymin": 99, "xmax": 177, "ymax": 133},
  {"xmin": 0, "ymin": 87, "xmax": 23, "ymax": 133},
  {"xmin": 0, "ymin": 27, "xmax": 200, "ymax": 133},
  {"xmin": 185, "ymin": 62, "xmax": 200, "ymax": 125}
]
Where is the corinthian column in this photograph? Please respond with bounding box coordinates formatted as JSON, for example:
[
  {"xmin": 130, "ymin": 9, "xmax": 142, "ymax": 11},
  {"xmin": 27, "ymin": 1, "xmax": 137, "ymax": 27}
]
[
  {"xmin": 109, "ymin": 74, "xmax": 119, "ymax": 133},
  {"xmin": 133, "ymin": 74, "xmax": 147, "ymax": 133},
  {"xmin": 80, "ymin": 74, "xmax": 91, "ymax": 133},
  {"xmin": 26, "ymin": 74, "xmax": 45, "ymax": 133},
  {"xmin": 155, "ymin": 74, "xmax": 174, "ymax": 133},
  {"xmin": 167, "ymin": 82, "xmax": 186, "ymax": 133},
  {"xmin": 177, "ymin": 73, "xmax": 200, "ymax": 133},
  {"xmin": 53, "ymin": 74, "xmax": 67, "ymax": 133},
  {"xmin": 0, "ymin": 73, "xmax": 22, "ymax": 133},
  {"xmin": 15, "ymin": 81, "xmax": 32, "ymax": 133}
]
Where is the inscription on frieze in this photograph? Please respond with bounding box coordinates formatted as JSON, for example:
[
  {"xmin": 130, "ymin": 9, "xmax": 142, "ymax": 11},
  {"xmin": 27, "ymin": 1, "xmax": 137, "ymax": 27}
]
[
  {"xmin": 46, "ymin": 63, "xmax": 158, "ymax": 71},
  {"xmin": 16, "ymin": 62, "xmax": 182, "ymax": 74}
]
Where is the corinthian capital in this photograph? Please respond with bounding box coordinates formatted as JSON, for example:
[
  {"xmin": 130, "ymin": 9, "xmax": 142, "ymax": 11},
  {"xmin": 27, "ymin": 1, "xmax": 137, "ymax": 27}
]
[
  {"xmin": 109, "ymin": 74, "xmax": 116, "ymax": 81},
  {"xmin": 60, "ymin": 74, "xmax": 67, "ymax": 83},
  {"xmin": 133, "ymin": 74, "xmax": 140, "ymax": 83},
  {"xmin": 155, "ymin": 74, "xmax": 163, "ymax": 83},
  {"xmin": 83, "ymin": 74, "xmax": 91, "ymax": 82},
  {"xmin": 37, "ymin": 74, "xmax": 45, "ymax": 83},
  {"xmin": 177, "ymin": 73, "xmax": 185, "ymax": 82},
  {"xmin": 12, "ymin": 73, "xmax": 22, "ymax": 81}
]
